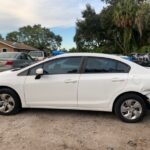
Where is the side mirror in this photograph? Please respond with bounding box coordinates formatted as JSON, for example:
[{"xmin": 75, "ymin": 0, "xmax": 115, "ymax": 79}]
[{"xmin": 35, "ymin": 68, "xmax": 43, "ymax": 79}]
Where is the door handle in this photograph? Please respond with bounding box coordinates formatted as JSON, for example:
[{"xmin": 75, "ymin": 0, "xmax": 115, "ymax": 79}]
[
  {"xmin": 64, "ymin": 79, "xmax": 77, "ymax": 83},
  {"xmin": 112, "ymin": 78, "xmax": 125, "ymax": 82}
]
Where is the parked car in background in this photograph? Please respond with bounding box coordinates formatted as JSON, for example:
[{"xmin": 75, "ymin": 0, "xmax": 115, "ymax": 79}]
[
  {"xmin": 51, "ymin": 50, "xmax": 65, "ymax": 56},
  {"xmin": 29, "ymin": 51, "xmax": 47, "ymax": 61},
  {"xmin": 0, "ymin": 52, "xmax": 34, "ymax": 72},
  {"xmin": 121, "ymin": 56, "xmax": 133, "ymax": 61},
  {"xmin": 0, "ymin": 53, "xmax": 150, "ymax": 123}
]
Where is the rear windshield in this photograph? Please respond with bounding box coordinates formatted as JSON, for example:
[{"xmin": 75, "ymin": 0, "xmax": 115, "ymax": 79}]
[
  {"xmin": 0, "ymin": 53, "xmax": 18, "ymax": 59},
  {"xmin": 29, "ymin": 51, "xmax": 43, "ymax": 57}
]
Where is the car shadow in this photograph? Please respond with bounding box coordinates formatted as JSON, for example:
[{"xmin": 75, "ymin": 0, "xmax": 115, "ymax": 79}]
[{"xmin": 21, "ymin": 108, "xmax": 150, "ymax": 123}]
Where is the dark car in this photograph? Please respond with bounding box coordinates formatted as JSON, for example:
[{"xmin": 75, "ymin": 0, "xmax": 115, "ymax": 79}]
[{"xmin": 0, "ymin": 52, "xmax": 34, "ymax": 72}]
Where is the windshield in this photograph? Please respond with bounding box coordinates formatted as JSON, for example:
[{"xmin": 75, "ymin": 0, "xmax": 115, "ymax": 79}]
[
  {"xmin": 0, "ymin": 53, "xmax": 18, "ymax": 59},
  {"xmin": 29, "ymin": 51, "xmax": 43, "ymax": 57}
]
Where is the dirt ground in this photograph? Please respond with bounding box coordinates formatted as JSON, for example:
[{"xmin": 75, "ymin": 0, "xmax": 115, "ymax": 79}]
[{"xmin": 0, "ymin": 109, "xmax": 149, "ymax": 150}]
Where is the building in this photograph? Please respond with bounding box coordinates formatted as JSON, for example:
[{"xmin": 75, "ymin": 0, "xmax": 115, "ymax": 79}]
[{"xmin": 0, "ymin": 40, "xmax": 39, "ymax": 53}]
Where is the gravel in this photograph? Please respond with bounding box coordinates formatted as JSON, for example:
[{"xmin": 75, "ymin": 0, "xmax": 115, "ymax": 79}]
[{"xmin": 0, "ymin": 109, "xmax": 150, "ymax": 150}]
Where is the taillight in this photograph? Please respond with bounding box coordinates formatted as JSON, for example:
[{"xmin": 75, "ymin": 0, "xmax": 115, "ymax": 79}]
[{"xmin": 5, "ymin": 61, "xmax": 13, "ymax": 65}]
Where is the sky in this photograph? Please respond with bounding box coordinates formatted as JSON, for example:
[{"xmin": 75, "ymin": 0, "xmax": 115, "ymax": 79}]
[{"xmin": 0, "ymin": 0, "xmax": 106, "ymax": 50}]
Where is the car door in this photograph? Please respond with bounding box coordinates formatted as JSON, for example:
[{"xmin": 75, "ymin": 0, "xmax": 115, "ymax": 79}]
[
  {"xmin": 15, "ymin": 53, "xmax": 29, "ymax": 68},
  {"xmin": 26, "ymin": 54, "xmax": 36, "ymax": 66},
  {"xmin": 24, "ymin": 57, "xmax": 82, "ymax": 107},
  {"xmin": 22, "ymin": 53, "xmax": 33, "ymax": 67},
  {"xmin": 78, "ymin": 57, "xmax": 130, "ymax": 109}
]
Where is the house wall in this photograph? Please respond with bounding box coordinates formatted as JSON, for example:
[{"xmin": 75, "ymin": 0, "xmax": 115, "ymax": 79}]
[{"xmin": 0, "ymin": 43, "xmax": 14, "ymax": 52}]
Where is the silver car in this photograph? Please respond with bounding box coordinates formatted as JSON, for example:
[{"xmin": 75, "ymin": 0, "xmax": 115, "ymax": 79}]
[{"xmin": 0, "ymin": 52, "xmax": 34, "ymax": 72}]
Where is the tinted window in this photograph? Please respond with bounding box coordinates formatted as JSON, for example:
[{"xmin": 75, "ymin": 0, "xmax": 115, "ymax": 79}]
[
  {"xmin": 43, "ymin": 57, "xmax": 81, "ymax": 74},
  {"xmin": 19, "ymin": 54, "xmax": 27, "ymax": 60},
  {"xmin": 117, "ymin": 62, "xmax": 130, "ymax": 73},
  {"xmin": 26, "ymin": 54, "xmax": 33, "ymax": 60},
  {"xmin": 84, "ymin": 57, "xmax": 130, "ymax": 73},
  {"xmin": 18, "ymin": 69, "xmax": 29, "ymax": 76}
]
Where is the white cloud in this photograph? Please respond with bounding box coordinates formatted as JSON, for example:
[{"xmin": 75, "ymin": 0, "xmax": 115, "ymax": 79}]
[{"xmin": 0, "ymin": 0, "xmax": 105, "ymax": 33}]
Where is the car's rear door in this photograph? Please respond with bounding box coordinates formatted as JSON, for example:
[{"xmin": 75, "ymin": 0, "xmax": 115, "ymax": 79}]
[
  {"xmin": 24, "ymin": 57, "xmax": 82, "ymax": 107},
  {"xmin": 78, "ymin": 57, "xmax": 130, "ymax": 110}
]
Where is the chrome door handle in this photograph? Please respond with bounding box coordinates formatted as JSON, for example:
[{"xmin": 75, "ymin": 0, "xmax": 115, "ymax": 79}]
[{"xmin": 64, "ymin": 79, "xmax": 77, "ymax": 83}]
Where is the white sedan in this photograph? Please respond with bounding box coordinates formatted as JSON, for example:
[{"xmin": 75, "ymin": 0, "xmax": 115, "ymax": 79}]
[{"xmin": 0, "ymin": 53, "xmax": 150, "ymax": 123}]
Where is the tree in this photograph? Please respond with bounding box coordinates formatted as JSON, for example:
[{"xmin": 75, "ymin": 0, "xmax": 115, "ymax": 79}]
[
  {"xmin": 135, "ymin": 2, "xmax": 150, "ymax": 46},
  {"xmin": 74, "ymin": 1, "xmax": 150, "ymax": 54},
  {"xmin": 112, "ymin": 0, "xmax": 150, "ymax": 54},
  {"xmin": 69, "ymin": 47, "xmax": 77, "ymax": 52},
  {"xmin": 6, "ymin": 25, "xmax": 62, "ymax": 50},
  {"xmin": 112, "ymin": 0, "xmax": 138, "ymax": 54},
  {"xmin": 74, "ymin": 5, "xmax": 105, "ymax": 51},
  {"xmin": 74, "ymin": 4, "xmax": 120, "ymax": 53}
]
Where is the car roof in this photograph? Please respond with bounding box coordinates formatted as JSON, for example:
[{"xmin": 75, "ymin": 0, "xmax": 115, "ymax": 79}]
[
  {"xmin": 48, "ymin": 53, "xmax": 129, "ymax": 63},
  {"xmin": 51, "ymin": 53, "xmax": 122, "ymax": 58},
  {"xmin": 47, "ymin": 52, "xmax": 147, "ymax": 69}
]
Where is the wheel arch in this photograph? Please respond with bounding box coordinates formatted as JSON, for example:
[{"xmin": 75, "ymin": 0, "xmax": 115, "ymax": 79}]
[
  {"xmin": 0, "ymin": 86, "xmax": 22, "ymax": 107},
  {"xmin": 112, "ymin": 91, "xmax": 149, "ymax": 112}
]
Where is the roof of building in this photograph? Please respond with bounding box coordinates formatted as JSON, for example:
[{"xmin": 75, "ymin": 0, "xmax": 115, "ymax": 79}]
[{"xmin": 0, "ymin": 40, "xmax": 39, "ymax": 51}]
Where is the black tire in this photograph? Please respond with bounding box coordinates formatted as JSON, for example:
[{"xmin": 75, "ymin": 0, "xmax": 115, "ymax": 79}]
[
  {"xmin": 0, "ymin": 88, "xmax": 21, "ymax": 115},
  {"xmin": 114, "ymin": 94, "xmax": 146, "ymax": 123}
]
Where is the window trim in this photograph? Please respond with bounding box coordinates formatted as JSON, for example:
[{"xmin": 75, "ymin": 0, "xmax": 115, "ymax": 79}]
[
  {"xmin": 18, "ymin": 56, "xmax": 84, "ymax": 76},
  {"xmin": 42, "ymin": 56, "xmax": 84, "ymax": 75},
  {"xmin": 82, "ymin": 56, "xmax": 131, "ymax": 74}
]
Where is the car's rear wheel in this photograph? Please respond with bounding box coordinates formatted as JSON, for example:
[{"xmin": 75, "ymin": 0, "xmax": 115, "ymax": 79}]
[
  {"xmin": 114, "ymin": 94, "xmax": 146, "ymax": 123},
  {"xmin": 0, "ymin": 88, "xmax": 21, "ymax": 115}
]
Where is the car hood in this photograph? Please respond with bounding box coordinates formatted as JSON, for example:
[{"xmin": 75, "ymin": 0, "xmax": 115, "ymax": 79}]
[{"xmin": 0, "ymin": 70, "xmax": 19, "ymax": 78}]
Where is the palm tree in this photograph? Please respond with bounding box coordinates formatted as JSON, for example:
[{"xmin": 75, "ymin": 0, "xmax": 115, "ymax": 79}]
[
  {"xmin": 135, "ymin": 2, "xmax": 150, "ymax": 38},
  {"xmin": 113, "ymin": 0, "xmax": 139, "ymax": 54},
  {"xmin": 113, "ymin": 0, "xmax": 150, "ymax": 54}
]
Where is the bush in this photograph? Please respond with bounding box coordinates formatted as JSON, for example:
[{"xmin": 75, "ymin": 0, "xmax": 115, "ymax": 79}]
[{"xmin": 137, "ymin": 45, "xmax": 150, "ymax": 53}]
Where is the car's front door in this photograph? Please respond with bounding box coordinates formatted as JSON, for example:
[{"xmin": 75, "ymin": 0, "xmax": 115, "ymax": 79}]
[
  {"xmin": 78, "ymin": 57, "xmax": 130, "ymax": 110},
  {"xmin": 24, "ymin": 57, "xmax": 82, "ymax": 107}
]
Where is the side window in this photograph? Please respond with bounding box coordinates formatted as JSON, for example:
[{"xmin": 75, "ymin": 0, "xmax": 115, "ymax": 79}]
[
  {"xmin": 117, "ymin": 62, "xmax": 130, "ymax": 73},
  {"xmin": 24, "ymin": 54, "xmax": 29, "ymax": 60},
  {"xmin": 29, "ymin": 64, "xmax": 43, "ymax": 75},
  {"xmin": 26, "ymin": 54, "xmax": 33, "ymax": 60},
  {"xmin": 18, "ymin": 69, "xmax": 29, "ymax": 76},
  {"xmin": 84, "ymin": 57, "xmax": 130, "ymax": 73},
  {"xmin": 43, "ymin": 57, "xmax": 81, "ymax": 74},
  {"xmin": 20, "ymin": 54, "xmax": 27, "ymax": 60}
]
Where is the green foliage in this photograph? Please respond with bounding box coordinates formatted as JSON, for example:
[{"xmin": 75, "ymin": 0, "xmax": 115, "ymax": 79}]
[
  {"xmin": 137, "ymin": 45, "xmax": 150, "ymax": 53},
  {"xmin": 6, "ymin": 25, "xmax": 62, "ymax": 50},
  {"xmin": 74, "ymin": 1, "xmax": 150, "ymax": 54},
  {"xmin": 74, "ymin": 5, "xmax": 102, "ymax": 50},
  {"xmin": 94, "ymin": 45, "xmax": 121, "ymax": 54},
  {"xmin": 69, "ymin": 47, "xmax": 77, "ymax": 52}
]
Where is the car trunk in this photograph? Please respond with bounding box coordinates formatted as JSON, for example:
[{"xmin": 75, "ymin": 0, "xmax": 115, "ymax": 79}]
[{"xmin": 0, "ymin": 58, "xmax": 14, "ymax": 72}]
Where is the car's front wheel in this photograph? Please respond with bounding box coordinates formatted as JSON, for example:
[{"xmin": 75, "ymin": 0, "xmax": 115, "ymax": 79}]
[
  {"xmin": 0, "ymin": 88, "xmax": 21, "ymax": 115},
  {"xmin": 114, "ymin": 94, "xmax": 146, "ymax": 123}
]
